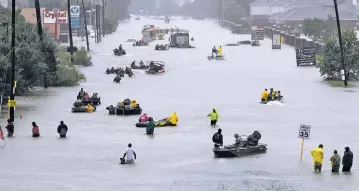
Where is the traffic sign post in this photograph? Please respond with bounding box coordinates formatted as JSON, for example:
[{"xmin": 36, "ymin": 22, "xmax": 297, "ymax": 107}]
[
  {"xmin": 70, "ymin": 6, "xmax": 81, "ymax": 29},
  {"xmin": 299, "ymin": 124, "xmax": 311, "ymax": 161}
]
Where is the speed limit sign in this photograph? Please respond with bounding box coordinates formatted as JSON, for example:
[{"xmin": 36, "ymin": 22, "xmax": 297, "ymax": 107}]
[{"xmin": 299, "ymin": 124, "xmax": 311, "ymax": 139}]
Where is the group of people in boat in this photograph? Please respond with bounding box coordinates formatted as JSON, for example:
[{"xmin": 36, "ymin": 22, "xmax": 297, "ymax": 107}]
[
  {"xmin": 114, "ymin": 44, "xmax": 126, "ymax": 55},
  {"xmin": 261, "ymin": 88, "xmax": 283, "ymax": 102},
  {"xmin": 134, "ymin": 40, "xmax": 149, "ymax": 46},
  {"xmin": 148, "ymin": 61, "xmax": 165, "ymax": 73},
  {"xmin": 212, "ymin": 128, "xmax": 262, "ymax": 147},
  {"xmin": 131, "ymin": 60, "xmax": 146, "ymax": 68},
  {"xmin": 106, "ymin": 67, "xmax": 125, "ymax": 75},
  {"xmin": 211, "ymin": 46, "xmax": 223, "ymax": 58},
  {"xmin": 155, "ymin": 44, "xmax": 168, "ymax": 50},
  {"xmin": 251, "ymin": 40, "xmax": 260, "ymax": 46}
]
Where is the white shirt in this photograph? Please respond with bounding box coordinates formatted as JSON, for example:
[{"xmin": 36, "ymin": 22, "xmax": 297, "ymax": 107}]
[{"xmin": 125, "ymin": 148, "xmax": 136, "ymax": 161}]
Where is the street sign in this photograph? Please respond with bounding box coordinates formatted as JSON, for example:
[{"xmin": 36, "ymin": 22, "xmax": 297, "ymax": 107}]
[
  {"xmin": 70, "ymin": 6, "xmax": 81, "ymax": 29},
  {"xmin": 7, "ymin": 100, "xmax": 16, "ymax": 108},
  {"xmin": 296, "ymin": 47, "xmax": 316, "ymax": 66},
  {"xmin": 298, "ymin": 124, "xmax": 311, "ymax": 139},
  {"xmin": 67, "ymin": 46, "xmax": 78, "ymax": 52},
  {"xmin": 272, "ymin": 33, "xmax": 281, "ymax": 49}
]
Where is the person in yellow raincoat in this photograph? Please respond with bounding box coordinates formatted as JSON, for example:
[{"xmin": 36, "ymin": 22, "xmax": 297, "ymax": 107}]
[
  {"xmin": 166, "ymin": 112, "xmax": 178, "ymax": 126},
  {"xmin": 261, "ymin": 89, "xmax": 268, "ymax": 102},
  {"xmin": 85, "ymin": 103, "xmax": 94, "ymax": 112},
  {"xmin": 130, "ymin": 100, "xmax": 137, "ymax": 107},
  {"xmin": 207, "ymin": 109, "xmax": 219, "ymax": 126},
  {"xmin": 218, "ymin": 46, "xmax": 223, "ymax": 56},
  {"xmin": 311, "ymin": 144, "xmax": 324, "ymax": 172}
]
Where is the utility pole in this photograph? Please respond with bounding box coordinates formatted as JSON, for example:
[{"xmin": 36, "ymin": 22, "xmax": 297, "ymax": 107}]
[
  {"xmin": 218, "ymin": 0, "xmax": 221, "ymax": 26},
  {"xmin": 102, "ymin": 0, "xmax": 105, "ymax": 37},
  {"xmin": 98, "ymin": 4, "xmax": 102, "ymax": 42},
  {"xmin": 96, "ymin": 5, "xmax": 100, "ymax": 42},
  {"xmin": 333, "ymin": 0, "xmax": 347, "ymax": 86},
  {"xmin": 222, "ymin": 0, "xmax": 224, "ymax": 27},
  {"xmin": 67, "ymin": 0, "xmax": 74, "ymax": 63},
  {"xmin": 82, "ymin": 0, "xmax": 90, "ymax": 51},
  {"xmin": 9, "ymin": 0, "xmax": 16, "ymax": 122},
  {"xmin": 35, "ymin": 0, "xmax": 47, "ymax": 88}
]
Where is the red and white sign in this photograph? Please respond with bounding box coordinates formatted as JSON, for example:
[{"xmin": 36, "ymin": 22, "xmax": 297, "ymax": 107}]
[{"xmin": 43, "ymin": 10, "xmax": 68, "ymax": 24}]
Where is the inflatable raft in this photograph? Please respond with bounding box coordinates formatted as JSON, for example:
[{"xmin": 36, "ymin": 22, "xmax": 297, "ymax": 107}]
[
  {"xmin": 115, "ymin": 105, "xmax": 142, "ymax": 115},
  {"xmin": 71, "ymin": 106, "xmax": 97, "ymax": 113}
]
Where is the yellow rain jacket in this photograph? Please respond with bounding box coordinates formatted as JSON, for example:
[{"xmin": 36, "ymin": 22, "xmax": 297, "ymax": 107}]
[
  {"xmin": 261, "ymin": 90, "xmax": 268, "ymax": 101},
  {"xmin": 208, "ymin": 109, "xmax": 219, "ymax": 121},
  {"xmin": 311, "ymin": 147, "xmax": 324, "ymax": 164},
  {"xmin": 130, "ymin": 101, "xmax": 137, "ymax": 107},
  {"xmin": 85, "ymin": 104, "xmax": 94, "ymax": 112},
  {"xmin": 167, "ymin": 112, "xmax": 179, "ymax": 125},
  {"xmin": 218, "ymin": 47, "xmax": 223, "ymax": 56}
]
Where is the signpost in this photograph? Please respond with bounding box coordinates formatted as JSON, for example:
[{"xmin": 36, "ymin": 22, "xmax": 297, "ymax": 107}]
[
  {"xmin": 70, "ymin": 6, "xmax": 81, "ymax": 29},
  {"xmin": 296, "ymin": 47, "xmax": 316, "ymax": 66},
  {"xmin": 251, "ymin": 28, "xmax": 264, "ymax": 41},
  {"xmin": 299, "ymin": 124, "xmax": 311, "ymax": 161},
  {"xmin": 43, "ymin": 9, "xmax": 68, "ymax": 24},
  {"xmin": 272, "ymin": 33, "xmax": 281, "ymax": 49}
]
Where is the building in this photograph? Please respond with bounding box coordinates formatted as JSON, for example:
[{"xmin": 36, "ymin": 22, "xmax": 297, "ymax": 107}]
[
  {"xmin": 0, "ymin": 0, "xmax": 8, "ymax": 8},
  {"xmin": 250, "ymin": 0, "xmax": 359, "ymax": 28},
  {"xmin": 20, "ymin": 8, "xmax": 61, "ymax": 40}
]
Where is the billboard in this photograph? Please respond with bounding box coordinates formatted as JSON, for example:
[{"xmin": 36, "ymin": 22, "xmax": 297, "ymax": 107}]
[
  {"xmin": 272, "ymin": 33, "xmax": 281, "ymax": 49},
  {"xmin": 43, "ymin": 10, "xmax": 68, "ymax": 24}
]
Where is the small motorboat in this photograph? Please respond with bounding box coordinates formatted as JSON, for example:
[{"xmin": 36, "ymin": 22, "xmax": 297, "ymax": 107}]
[
  {"xmin": 207, "ymin": 55, "xmax": 225, "ymax": 60},
  {"xmin": 145, "ymin": 61, "xmax": 166, "ymax": 74},
  {"xmin": 213, "ymin": 143, "xmax": 267, "ymax": 158}
]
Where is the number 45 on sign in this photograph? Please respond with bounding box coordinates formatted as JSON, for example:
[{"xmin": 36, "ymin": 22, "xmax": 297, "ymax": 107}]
[{"xmin": 299, "ymin": 124, "xmax": 311, "ymax": 139}]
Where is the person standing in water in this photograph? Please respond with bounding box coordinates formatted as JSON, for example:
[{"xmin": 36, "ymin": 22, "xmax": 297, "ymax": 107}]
[
  {"xmin": 207, "ymin": 109, "xmax": 219, "ymax": 126},
  {"xmin": 212, "ymin": 129, "xmax": 223, "ymax": 146},
  {"xmin": 330, "ymin": 150, "xmax": 341, "ymax": 172},
  {"xmin": 57, "ymin": 121, "xmax": 68, "ymax": 138},
  {"xmin": 122, "ymin": 143, "xmax": 137, "ymax": 164},
  {"xmin": 32, "ymin": 122, "xmax": 40, "ymax": 137},
  {"xmin": 146, "ymin": 117, "xmax": 155, "ymax": 135},
  {"xmin": 218, "ymin": 46, "xmax": 223, "ymax": 56},
  {"xmin": 5, "ymin": 119, "xmax": 14, "ymax": 137},
  {"xmin": 342, "ymin": 147, "xmax": 353, "ymax": 172},
  {"xmin": 311, "ymin": 144, "xmax": 324, "ymax": 173}
]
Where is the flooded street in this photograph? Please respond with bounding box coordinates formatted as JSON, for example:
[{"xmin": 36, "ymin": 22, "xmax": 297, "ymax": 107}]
[{"xmin": 1, "ymin": 17, "xmax": 359, "ymax": 190}]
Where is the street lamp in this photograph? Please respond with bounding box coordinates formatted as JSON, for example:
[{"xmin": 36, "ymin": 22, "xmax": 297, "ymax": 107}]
[{"xmin": 333, "ymin": 0, "xmax": 347, "ymax": 86}]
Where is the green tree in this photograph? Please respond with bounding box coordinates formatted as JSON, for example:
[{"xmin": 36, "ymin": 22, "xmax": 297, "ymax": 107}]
[
  {"xmin": 317, "ymin": 30, "xmax": 359, "ymax": 81},
  {"xmin": 302, "ymin": 16, "xmax": 337, "ymax": 43}
]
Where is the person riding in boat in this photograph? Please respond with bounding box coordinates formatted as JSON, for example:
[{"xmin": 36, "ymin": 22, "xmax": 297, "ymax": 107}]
[
  {"xmin": 207, "ymin": 108, "xmax": 219, "ymax": 126},
  {"xmin": 146, "ymin": 117, "xmax": 155, "ymax": 135},
  {"xmin": 139, "ymin": 113, "xmax": 149, "ymax": 122},
  {"xmin": 276, "ymin": 91, "xmax": 282, "ymax": 101},
  {"xmin": 212, "ymin": 46, "xmax": 218, "ymax": 57},
  {"xmin": 119, "ymin": 44, "xmax": 123, "ymax": 51},
  {"xmin": 110, "ymin": 67, "xmax": 115, "ymax": 73},
  {"xmin": 85, "ymin": 103, "xmax": 94, "ymax": 112},
  {"xmin": 106, "ymin": 68, "xmax": 111, "ymax": 74},
  {"xmin": 107, "ymin": 105, "xmax": 116, "ymax": 114},
  {"xmin": 261, "ymin": 89, "xmax": 268, "ymax": 102},
  {"xmin": 166, "ymin": 112, "xmax": 178, "ymax": 126},
  {"xmin": 135, "ymin": 41, "xmax": 139, "ymax": 46},
  {"xmin": 77, "ymin": 92, "xmax": 82, "ymax": 100},
  {"xmin": 114, "ymin": 75, "xmax": 121, "ymax": 83},
  {"xmin": 123, "ymin": 98, "xmax": 131, "ymax": 105},
  {"xmin": 131, "ymin": 61, "xmax": 136, "ymax": 67},
  {"xmin": 92, "ymin": 93, "xmax": 98, "ymax": 99},
  {"xmin": 212, "ymin": 128, "xmax": 223, "ymax": 146},
  {"xmin": 155, "ymin": 44, "xmax": 159, "ymax": 50},
  {"xmin": 252, "ymin": 130, "xmax": 261, "ymax": 146},
  {"xmin": 83, "ymin": 92, "xmax": 90, "ymax": 101},
  {"xmin": 218, "ymin": 46, "xmax": 223, "ymax": 57},
  {"xmin": 79, "ymin": 88, "xmax": 84, "ymax": 98},
  {"xmin": 130, "ymin": 100, "xmax": 137, "ymax": 108},
  {"xmin": 234, "ymin": 134, "xmax": 243, "ymax": 146},
  {"xmin": 139, "ymin": 60, "xmax": 144, "ymax": 67},
  {"xmin": 268, "ymin": 88, "xmax": 274, "ymax": 101}
]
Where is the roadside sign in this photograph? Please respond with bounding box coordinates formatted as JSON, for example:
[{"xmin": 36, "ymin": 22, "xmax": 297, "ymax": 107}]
[
  {"xmin": 298, "ymin": 124, "xmax": 311, "ymax": 139},
  {"xmin": 272, "ymin": 33, "xmax": 281, "ymax": 49},
  {"xmin": 296, "ymin": 47, "xmax": 316, "ymax": 66},
  {"xmin": 43, "ymin": 10, "xmax": 68, "ymax": 24},
  {"xmin": 70, "ymin": 6, "xmax": 81, "ymax": 29}
]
